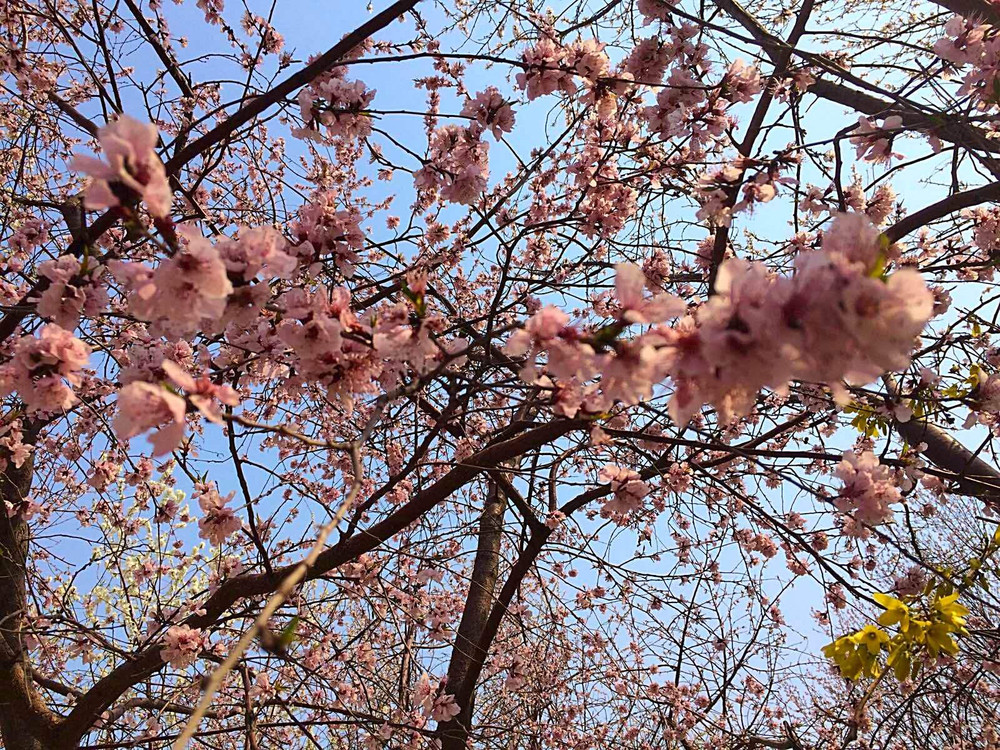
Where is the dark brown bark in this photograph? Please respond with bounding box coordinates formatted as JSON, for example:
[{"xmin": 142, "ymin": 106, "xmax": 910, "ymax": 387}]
[
  {"xmin": 439, "ymin": 481, "xmax": 507, "ymax": 750},
  {"xmin": 0, "ymin": 456, "xmax": 60, "ymax": 750}
]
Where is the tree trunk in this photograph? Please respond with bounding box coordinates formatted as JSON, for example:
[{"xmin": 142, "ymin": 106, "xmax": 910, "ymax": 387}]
[
  {"xmin": 0, "ymin": 456, "xmax": 55, "ymax": 750},
  {"xmin": 438, "ymin": 480, "xmax": 506, "ymax": 750}
]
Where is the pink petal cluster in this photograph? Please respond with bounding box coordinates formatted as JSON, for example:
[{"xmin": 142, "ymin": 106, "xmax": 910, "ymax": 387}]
[
  {"xmin": 598, "ymin": 464, "xmax": 650, "ymax": 524},
  {"xmin": 295, "ymin": 65, "xmax": 375, "ymax": 142},
  {"xmin": 414, "ymin": 125, "xmax": 490, "ymax": 205},
  {"xmin": 217, "ymin": 226, "xmax": 297, "ymax": 281},
  {"xmin": 37, "ymin": 255, "xmax": 108, "ymax": 329},
  {"xmin": 290, "ymin": 191, "xmax": 364, "ymax": 277},
  {"xmin": 70, "ymin": 115, "xmax": 172, "ymax": 218},
  {"xmin": 461, "ymin": 87, "xmax": 516, "ymax": 140},
  {"xmin": 412, "ymin": 673, "xmax": 461, "ymax": 722},
  {"xmin": 276, "ymin": 287, "xmax": 381, "ymax": 404},
  {"xmin": 851, "ymin": 115, "xmax": 904, "ymax": 163},
  {"xmin": 112, "ymin": 382, "xmax": 187, "ymax": 456},
  {"xmin": 160, "ymin": 625, "xmax": 206, "ymax": 668},
  {"xmin": 7, "ymin": 217, "xmax": 49, "ymax": 255},
  {"xmin": 637, "ymin": 0, "xmax": 677, "ymax": 23},
  {"xmin": 833, "ymin": 450, "xmax": 902, "ymax": 527},
  {"xmin": 506, "ymin": 214, "xmax": 934, "ymax": 425},
  {"xmin": 723, "ymin": 60, "xmax": 763, "ymax": 104},
  {"xmin": 0, "ymin": 325, "xmax": 90, "ymax": 413},
  {"xmin": 515, "ymin": 37, "xmax": 578, "ymax": 100},
  {"xmin": 625, "ymin": 38, "xmax": 671, "ymax": 84},
  {"xmin": 110, "ymin": 230, "xmax": 233, "ymax": 335},
  {"xmin": 161, "ymin": 360, "xmax": 239, "ymax": 423},
  {"xmin": 567, "ymin": 138, "xmax": 639, "ymax": 238},
  {"xmin": 195, "ymin": 482, "xmax": 242, "ymax": 546},
  {"xmin": 934, "ymin": 16, "xmax": 1000, "ymax": 113}
]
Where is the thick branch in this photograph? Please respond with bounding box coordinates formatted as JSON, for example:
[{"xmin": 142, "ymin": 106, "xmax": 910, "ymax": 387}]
[{"xmin": 57, "ymin": 418, "xmax": 581, "ymax": 744}]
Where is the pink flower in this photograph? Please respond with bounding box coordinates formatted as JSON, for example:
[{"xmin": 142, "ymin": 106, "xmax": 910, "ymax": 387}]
[
  {"xmin": 218, "ymin": 226, "xmax": 297, "ymax": 281},
  {"xmin": 515, "ymin": 38, "xmax": 577, "ymax": 100},
  {"xmin": 0, "ymin": 325, "xmax": 90, "ymax": 414},
  {"xmin": 412, "ymin": 673, "xmax": 461, "ymax": 722},
  {"xmin": 70, "ymin": 115, "xmax": 172, "ymax": 218},
  {"xmin": 160, "ymin": 625, "xmax": 206, "ymax": 668},
  {"xmin": 834, "ymin": 450, "xmax": 901, "ymax": 527},
  {"xmin": 195, "ymin": 483, "xmax": 242, "ymax": 546},
  {"xmin": 112, "ymin": 382, "xmax": 187, "ymax": 456},
  {"xmin": 37, "ymin": 255, "xmax": 108, "ymax": 329},
  {"xmin": 110, "ymin": 230, "xmax": 232, "ymax": 335},
  {"xmin": 598, "ymin": 464, "xmax": 649, "ymax": 524},
  {"xmin": 461, "ymin": 87, "xmax": 516, "ymax": 140},
  {"xmin": 413, "ymin": 126, "xmax": 490, "ymax": 205},
  {"xmin": 821, "ymin": 211, "xmax": 886, "ymax": 273},
  {"xmin": 850, "ymin": 115, "xmax": 904, "ymax": 164},
  {"xmin": 505, "ymin": 306, "xmax": 572, "ymax": 382},
  {"xmin": 637, "ymin": 0, "xmax": 676, "ymax": 23},
  {"xmin": 161, "ymin": 360, "xmax": 239, "ymax": 424},
  {"xmin": 290, "ymin": 191, "xmax": 364, "ymax": 277},
  {"xmin": 295, "ymin": 69, "xmax": 375, "ymax": 142},
  {"xmin": 614, "ymin": 263, "xmax": 684, "ymax": 324}
]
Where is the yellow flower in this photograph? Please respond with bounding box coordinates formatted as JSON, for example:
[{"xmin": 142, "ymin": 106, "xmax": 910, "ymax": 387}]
[
  {"xmin": 934, "ymin": 592, "xmax": 969, "ymax": 630},
  {"xmin": 823, "ymin": 636, "xmax": 864, "ymax": 680},
  {"xmin": 852, "ymin": 625, "xmax": 890, "ymax": 655},
  {"xmin": 887, "ymin": 641, "xmax": 912, "ymax": 681},
  {"xmin": 873, "ymin": 592, "xmax": 910, "ymax": 630},
  {"xmin": 925, "ymin": 621, "xmax": 959, "ymax": 658}
]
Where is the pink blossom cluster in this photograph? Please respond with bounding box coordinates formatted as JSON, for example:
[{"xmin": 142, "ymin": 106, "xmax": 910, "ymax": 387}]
[
  {"xmin": 37, "ymin": 255, "xmax": 108, "ymax": 329},
  {"xmin": 412, "ymin": 673, "xmax": 461, "ymax": 722},
  {"xmin": 833, "ymin": 450, "xmax": 902, "ymax": 528},
  {"xmin": 112, "ymin": 381, "xmax": 186, "ymax": 456},
  {"xmin": 734, "ymin": 528, "xmax": 779, "ymax": 560},
  {"xmin": 0, "ymin": 325, "xmax": 90, "ymax": 414},
  {"xmin": 110, "ymin": 229, "xmax": 233, "ymax": 336},
  {"xmin": 850, "ymin": 115, "xmax": 904, "ymax": 163},
  {"xmin": 625, "ymin": 37, "xmax": 671, "ymax": 84},
  {"xmin": 0, "ymin": 421, "xmax": 32, "ymax": 473},
  {"xmin": 637, "ymin": 0, "xmax": 677, "ymax": 23},
  {"xmin": 160, "ymin": 624, "xmax": 206, "ymax": 668},
  {"xmin": 935, "ymin": 16, "xmax": 1000, "ymax": 113},
  {"xmin": 6, "ymin": 217, "xmax": 49, "ymax": 255},
  {"xmin": 461, "ymin": 87, "xmax": 516, "ymax": 140},
  {"xmin": 295, "ymin": 65, "xmax": 375, "ymax": 142},
  {"xmin": 506, "ymin": 213, "xmax": 934, "ymax": 425},
  {"xmin": 515, "ymin": 37, "xmax": 578, "ymax": 100},
  {"xmin": 217, "ymin": 226, "xmax": 298, "ymax": 281},
  {"xmin": 414, "ymin": 125, "xmax": 490, "ymax": 205},
  {"xmin": 195, "ymin": 482, "xmax": 242, "ymax": 546},
  {"xmin": 71, "ymin": 114, "xmax": 172, "ymax": 219},
  {"xmin": 289, "ymin": 190, "xmax": 364, "ymax": 277},
  {"xmin": 112, "ymin": 360, "xmax": 238, "ymax": 455},
  {"xmin": 597, "ymin": 464, "xmax": 650, "ymax": 524},
  {"xmin": 567, "ymin": 138, "xmax": 639, "ymax": 238}
]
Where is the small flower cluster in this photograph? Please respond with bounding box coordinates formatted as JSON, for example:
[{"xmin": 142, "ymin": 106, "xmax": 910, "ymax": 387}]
[
  {"xmin": 71, "ymin": 114, "xmax": 172, "ymax": 219},
  {"xmin": 0, "ymin": 325, "xmax": 90, "ymax": 414},
  {"xmin": 506, "ymin": 213, "xmax": 933, "ymax": 427},
  {"xmin": 834, "ymin": 450, "xmax": 902, "ymax": 529},
  {"xmin": 160, "ymin": 624, "xmax": 207, "ymax": 669},
  {"xmin": 295, "ymin": 58, "xmax": 375, "ymax": 143},
  {"xmin": 289, "ymin": 190, "xmax": 364, "ymax": 277},
  {"xmin": 414, "ymin": 125, "xmax": 490, "ymax": 206}
]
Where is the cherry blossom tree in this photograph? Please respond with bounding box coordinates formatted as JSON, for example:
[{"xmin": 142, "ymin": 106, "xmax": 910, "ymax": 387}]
[{"xmin": 2, "ymin": 0, "xmax": 1000, "ymax": 748}]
